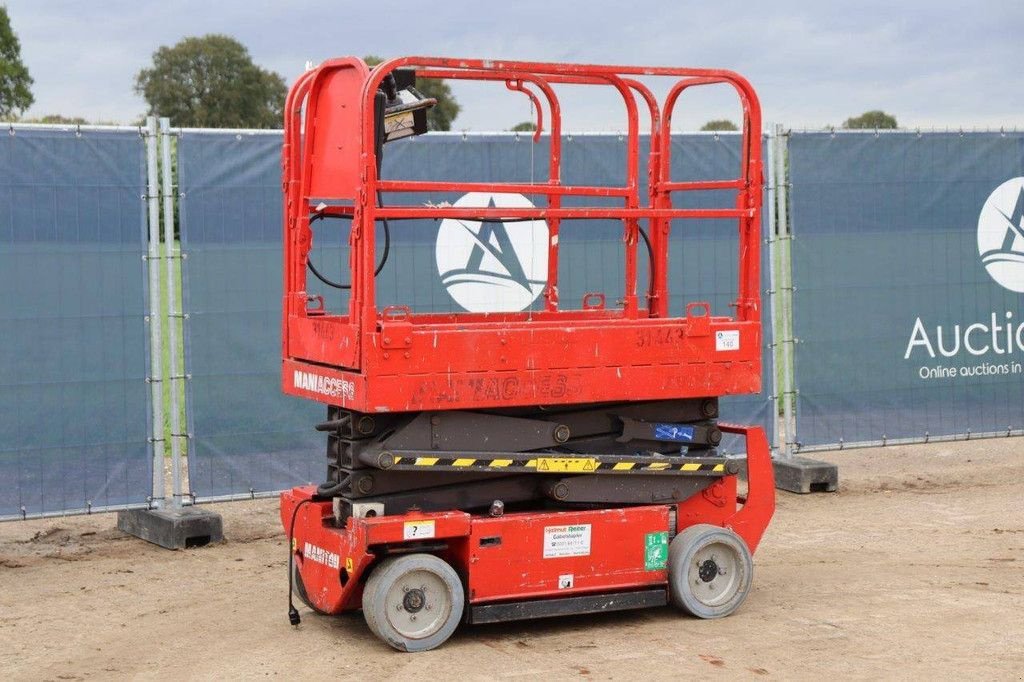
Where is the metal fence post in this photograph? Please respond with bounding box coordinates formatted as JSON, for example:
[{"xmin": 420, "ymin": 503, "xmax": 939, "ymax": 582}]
[
  {"xmin": 159, "ymin": 118, "xmax": 185, "ymax": 509},
  {"xmin": 764, "ymin": 128, "xmax": 780, "ymax": 453},
  {"xmin": 773, "ymin": 123, "xmax": 795, "ymax": 458},
  {"xmin": 145, "ymin": 117, "xmax": 166, "ymax": 507},
  {"xmin": 759, "ymin": 128, "xmax": 838, "ymax": 493}
]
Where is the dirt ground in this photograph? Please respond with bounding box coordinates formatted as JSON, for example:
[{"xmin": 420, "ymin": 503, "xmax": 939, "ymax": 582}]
[{"xmin": 1, "ymin": 439, "xmax": 1022, "ymax": 681}]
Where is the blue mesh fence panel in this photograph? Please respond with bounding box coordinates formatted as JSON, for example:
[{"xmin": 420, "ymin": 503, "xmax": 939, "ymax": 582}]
[
  {"xmin": 0, "ymin": 127, "xmax": 151, "ymax": 519},
  {"xmin": 789, "ymin": 131, "xmax": 1024, "ymax": 448},
  {"xmin": 180, "ymin": 132, "xmax": 775, "ymax": 499},
  {"xmin": 178, "ymin": 132, "xmax": 322, "ymax": 499}
]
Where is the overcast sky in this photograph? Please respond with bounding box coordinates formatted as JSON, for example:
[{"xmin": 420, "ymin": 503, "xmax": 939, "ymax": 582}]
[{"xmin": 6, "ymin": 0, "xmax": 1023, "ymax": 131}]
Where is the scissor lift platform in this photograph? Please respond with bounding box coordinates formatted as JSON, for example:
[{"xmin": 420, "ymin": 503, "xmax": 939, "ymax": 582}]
[{"xmin": 279, "ymin": 56, "xmax": 775, "ymax": 651}]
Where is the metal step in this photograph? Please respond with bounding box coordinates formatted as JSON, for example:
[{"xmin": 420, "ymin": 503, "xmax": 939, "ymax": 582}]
[{"xmin": 468, "ymin": 588, "xmax": 668, "ymax": 624}]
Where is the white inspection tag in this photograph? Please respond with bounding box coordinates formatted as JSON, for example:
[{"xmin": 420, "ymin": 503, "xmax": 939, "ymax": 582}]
[
  {"xmin": 403, "ymin": 520, "xmax": 436, "ymax": 540},
  {"xmin": 715, "ymin": 330, "xmax": 740, "ymax": 351},
  {"xmin": 543, "ymin": 524, "xmax": 592, "ymax": 558}
]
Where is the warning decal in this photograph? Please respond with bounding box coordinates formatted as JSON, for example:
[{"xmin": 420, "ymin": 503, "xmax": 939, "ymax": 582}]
[
  {"xmin": 543, "ymin": 524, "xmax": 592, "ymax": 558},
  {"xmin": 536, "ymin": 457, "xmax": 598, "ymax": 473}
]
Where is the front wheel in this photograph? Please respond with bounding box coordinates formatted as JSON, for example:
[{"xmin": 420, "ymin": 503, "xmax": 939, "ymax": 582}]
[
  {"xmin": 668, "ymin": 524, "xmax": 753, "ymax": 619},
  {"xmin": 362, "ymin": 553, "xmax": 465, "ymax": 652}
]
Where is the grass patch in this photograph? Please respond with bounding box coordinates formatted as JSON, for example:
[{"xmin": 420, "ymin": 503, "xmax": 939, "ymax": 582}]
[
  {"xmin": 157, "ymin": 240, "xmax": 186, "ymax": 458},
  {"xmin": 772, "ymin": 235, "xmax": 792, "ymax": 417}
]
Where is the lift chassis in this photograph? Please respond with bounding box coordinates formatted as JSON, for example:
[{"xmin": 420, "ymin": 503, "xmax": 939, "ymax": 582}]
[{"xmin": 280, "ymin": 56, "xmax": 775, "ymax": 651}]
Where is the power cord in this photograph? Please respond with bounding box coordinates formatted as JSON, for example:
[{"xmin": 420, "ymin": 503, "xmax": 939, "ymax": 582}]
[{"xmin": 287, "ymin": 497, "xmax": 314, "ymax": 626}]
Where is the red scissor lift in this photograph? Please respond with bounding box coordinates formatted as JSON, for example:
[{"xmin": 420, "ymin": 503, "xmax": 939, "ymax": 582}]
[{"xmin": 280, "ymin": 57, "xmax": 775, "ymax": 651}]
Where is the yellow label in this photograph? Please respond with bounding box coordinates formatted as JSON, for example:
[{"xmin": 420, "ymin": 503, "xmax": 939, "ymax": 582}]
[
  {"xmin": 452, "ymin": 458, "xmax": 477, "ymax": 467},
  {"xmin": 681, "ymin": 462, "xmax": 702, "ymax": 471},
  {"xmin": 345, "ymin": 557, "xmax": 354, "ymax": 572},
  {"xmin": 536, "ymin": 457, "xmax": 598, "ymax": 473},
  {"xmin": 414, "ymin": 457, "xmax": 439, "ymax": 466},
  {"xmin": 612, "ymin": 462, "xmax": 636, "ymax": 471},
  {"xmin": 489, "ymin": 459, "xmax": 513, "ymax": 468}
]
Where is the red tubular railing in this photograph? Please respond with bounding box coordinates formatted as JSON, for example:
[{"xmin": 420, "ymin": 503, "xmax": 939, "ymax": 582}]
[{"xmin": 285, "ymin": 57, "xmax": 762, "ymax": 337}]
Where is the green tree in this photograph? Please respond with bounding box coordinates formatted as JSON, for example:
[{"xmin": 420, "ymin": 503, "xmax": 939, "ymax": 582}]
[
  {"xmin": 510, "ymin": 121, "xmax": 536, "ymax": 132},
  {"xmin": 21, "ymin": 114, "xmax": 88, "ymax": 124},
  {"xmin": 135, "ymin": 35, "xmax": 286, "ymax": 128},
  {"xmin": 0, "ymin": 7, "xmax": 33, "ymax": 119},
  {"xmin": 364, "ymin": 55, "xmax": 460, "ymax": 131},
  {"xmin": 842, "ymin": 110, "xmax": 898, "ymax": 130},
  {"xmin": 700, "ymin": 119, "xmax": 738, "ymax": 132}
]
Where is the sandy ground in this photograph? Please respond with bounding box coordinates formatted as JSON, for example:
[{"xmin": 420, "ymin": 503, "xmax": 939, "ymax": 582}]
[{"xmin": 1, "ymin": 439, "xmax": 1022, "ymax": 681}]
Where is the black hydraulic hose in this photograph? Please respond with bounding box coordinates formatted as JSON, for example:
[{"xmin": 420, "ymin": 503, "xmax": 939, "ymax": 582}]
[
  {"xmin": 314, "ymin": 475, "xmax": 351, "ymax": 499},
  {"xmin": 306, "ymin": 201, "xmax": 655, "ymax": 300},
  {"xmin": 638, "ymin": 225, "xmax": 655, "ymax": 301},
  {"xmin": 306, "ymin": 191, "xmax": 391, "ymax": 290}
]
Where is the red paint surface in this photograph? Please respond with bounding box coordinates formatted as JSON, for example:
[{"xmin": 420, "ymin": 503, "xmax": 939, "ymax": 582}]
[{"xmin": 282, "ymin": 424, "xmax": 775, "ymax": 614}]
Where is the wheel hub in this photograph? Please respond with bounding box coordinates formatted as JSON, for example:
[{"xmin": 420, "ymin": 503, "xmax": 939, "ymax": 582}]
[
  {"xmin": 689, "ymin": 540, "xmax": 743, "ymax": 608},
  {"xmin": 402, "ymin": 588, "xmax": 426, "ymax": 613},
  {"xmin": 384, "ymin": 568, "xmax": 452, "ymax": 640},
  {"xmin": 698, "ymin": 558, "xmax": 719, "ymax": 583}
]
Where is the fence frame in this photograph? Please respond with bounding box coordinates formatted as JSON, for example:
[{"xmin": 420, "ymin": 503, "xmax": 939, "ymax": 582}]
[
  {"xmin": 171, "ymin": 125, "xmax": 300, "ymax": 504},
  {"xmin": 0, "ymin": 121, "xmax": 157, "ymax": 520},
  {"xmin": 786, "ymin": 127, "xmax": 1024, "ymax": 453},
  {"xmin": 764, "ymin": 129, "xmax": 782, "ymax": 453}
]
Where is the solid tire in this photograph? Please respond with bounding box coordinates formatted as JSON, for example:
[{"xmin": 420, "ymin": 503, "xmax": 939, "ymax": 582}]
[
  {"xmin": 668, "ymin": 524, "xmax": 753, "ymax": 619},
  {"xmin": 362, "ymin": 553, "xmax": 464, "ymax": 652}
]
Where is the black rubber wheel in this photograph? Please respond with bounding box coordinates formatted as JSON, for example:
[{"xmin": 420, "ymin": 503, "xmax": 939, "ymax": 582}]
[
  {"xmin": 292, "ymin": 560, "xmax": 330, "ymax": 615},
  {"xmin": 668, "ymin": 524, "xmax": 753, "ymax": 619},
  {"xmin": 362, "ymin": 553, "xmax": 464, "ymax": 652}
]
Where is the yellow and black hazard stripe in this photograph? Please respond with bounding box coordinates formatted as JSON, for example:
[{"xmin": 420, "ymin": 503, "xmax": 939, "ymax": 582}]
[{"xmin": 385, "ymin": 453, "xmax": 729, "ymax": 475}]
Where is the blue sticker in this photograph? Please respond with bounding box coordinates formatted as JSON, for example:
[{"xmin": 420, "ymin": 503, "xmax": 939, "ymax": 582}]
[{"xmin": 653, "ymin": 423, "xmax": 695, "ymax": 442}]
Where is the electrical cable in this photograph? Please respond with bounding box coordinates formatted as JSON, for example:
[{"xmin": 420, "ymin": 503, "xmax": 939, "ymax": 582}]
[
  {"xmin": 306, "ymin": 191, "xmax": 391, "ymax": 290},
  {"xmin": 638, "ymin": 225, "xmax": 655, "ymax": 302},
  {"xmin": 307, "ymin": 207, "xmax": 655, "ymax": 299},
  {"xmin": 286, "ymin": 497, "xmax": 314, "ymax": 625}
]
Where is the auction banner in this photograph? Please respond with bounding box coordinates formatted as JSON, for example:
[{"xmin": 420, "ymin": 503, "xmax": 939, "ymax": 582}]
[{"xmin": 789, "ymin": 131, "xmax": 1024, "ymax": 448}]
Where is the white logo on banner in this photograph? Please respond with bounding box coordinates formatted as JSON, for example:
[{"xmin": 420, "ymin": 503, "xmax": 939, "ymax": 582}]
[
  {"xmin": 905, "ymin": 177, "xmax": 1024, "ymax": 381},
  {"xmin": 435, "ymin": 192, "xmax": 548, "ymax": 312},
  {"xmin": 978, "ymin": 177, "xmax": 1024, "ymax": 293}
]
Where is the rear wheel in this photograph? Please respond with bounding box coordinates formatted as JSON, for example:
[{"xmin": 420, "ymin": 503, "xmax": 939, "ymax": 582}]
[
  {"xmin": 292, "ymin": 561, "xmax": 330, "ymax": 615},
  {"xmin": 668, "ymin": 524, "xmax": 753, "ymax": 619},
  {"xmin": 362, "ymin": 553, "xmax": 464, "ymax": 652}
]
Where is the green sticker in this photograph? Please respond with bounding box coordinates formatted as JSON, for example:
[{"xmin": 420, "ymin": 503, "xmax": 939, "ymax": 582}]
[{"xmin": 644, "ymin": 531, "xmax": 668, "ymax": 570}]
